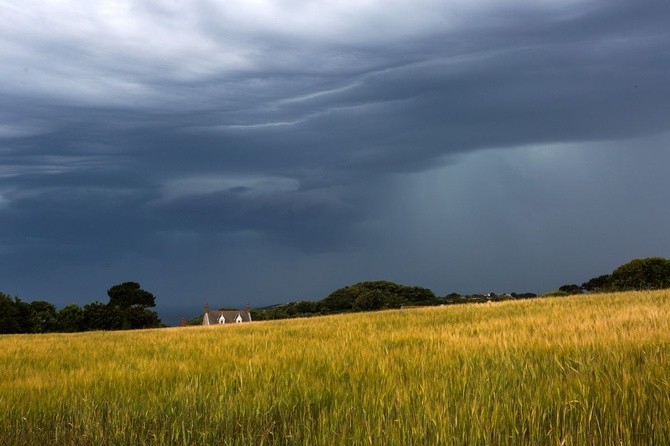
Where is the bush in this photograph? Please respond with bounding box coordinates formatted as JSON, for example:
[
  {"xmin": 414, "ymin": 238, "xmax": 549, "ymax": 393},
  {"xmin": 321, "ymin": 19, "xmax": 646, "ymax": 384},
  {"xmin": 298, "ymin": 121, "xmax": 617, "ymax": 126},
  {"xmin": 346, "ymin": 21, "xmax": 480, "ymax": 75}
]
[
  {"xmin": 544, "ymin": 290, "xmax": 570, "ymax": 297},
  {"xmin": 322, "ymin": 281, "xmax": 439, "ymax": 313},
  {"xmin": 607, "ymin": 257, "xmax": 670, "ymax": 291}
]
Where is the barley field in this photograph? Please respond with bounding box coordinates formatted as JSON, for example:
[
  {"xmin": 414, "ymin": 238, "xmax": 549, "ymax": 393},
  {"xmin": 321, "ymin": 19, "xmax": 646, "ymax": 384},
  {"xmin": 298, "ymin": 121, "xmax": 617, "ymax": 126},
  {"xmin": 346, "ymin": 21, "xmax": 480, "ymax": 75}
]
[{"xmin": 1, "ymin": 291, "xmax": 669, "ymax": 445}]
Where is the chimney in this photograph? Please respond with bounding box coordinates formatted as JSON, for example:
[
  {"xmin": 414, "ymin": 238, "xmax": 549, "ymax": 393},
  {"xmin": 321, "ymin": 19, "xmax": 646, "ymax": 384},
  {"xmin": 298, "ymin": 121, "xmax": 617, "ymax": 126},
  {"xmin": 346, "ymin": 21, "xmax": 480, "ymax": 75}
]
[
  {"xmin": 204, "ymin": 303, "xmax": 209, "ymax": 313},
  {"xmin": 245, "ymin": 303, "xmax": 251, "ymax": 321}
]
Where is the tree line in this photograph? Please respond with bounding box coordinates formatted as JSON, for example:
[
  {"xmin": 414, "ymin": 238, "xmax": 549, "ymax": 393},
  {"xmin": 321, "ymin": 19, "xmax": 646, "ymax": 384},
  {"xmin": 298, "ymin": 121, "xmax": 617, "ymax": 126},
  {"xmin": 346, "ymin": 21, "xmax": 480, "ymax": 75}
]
[
  {"xmin": 4, "ymin": 257, "xmax": 669, "ymax": 331},
  {"xmin": 250, "ymin": 280, "xmax": 537, "ymax": 321},
  {"xmin": 250, "ymin": 257, "xmax": 670, "ymax": 321},
  {"xmin": 0, "ymin": 282, "xmax": 161, "ymax": 334},
  {"xmin": 551, "ymin": 257, "xmax": 670, "ymax": 296}
]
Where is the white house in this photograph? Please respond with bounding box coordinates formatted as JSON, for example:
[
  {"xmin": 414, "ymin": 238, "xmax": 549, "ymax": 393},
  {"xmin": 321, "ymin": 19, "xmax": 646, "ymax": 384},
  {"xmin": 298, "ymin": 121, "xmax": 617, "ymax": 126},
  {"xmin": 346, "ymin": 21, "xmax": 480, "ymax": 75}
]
[{"xmin": 202, "ymin": 303, "xmax": 252, "ymax": 325}]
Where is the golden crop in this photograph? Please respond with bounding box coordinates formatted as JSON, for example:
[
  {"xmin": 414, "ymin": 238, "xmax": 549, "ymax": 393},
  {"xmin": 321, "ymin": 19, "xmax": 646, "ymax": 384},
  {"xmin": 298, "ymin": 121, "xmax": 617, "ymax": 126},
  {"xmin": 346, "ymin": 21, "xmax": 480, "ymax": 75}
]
[{"xmin": 1, "ymin": 291, "xmax": 669, "ymax": 445}]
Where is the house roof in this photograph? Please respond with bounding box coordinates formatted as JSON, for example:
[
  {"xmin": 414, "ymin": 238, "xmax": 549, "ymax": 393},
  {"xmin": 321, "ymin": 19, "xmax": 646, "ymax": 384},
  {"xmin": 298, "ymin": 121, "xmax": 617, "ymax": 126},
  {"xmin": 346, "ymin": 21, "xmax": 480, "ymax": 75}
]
[{"xmin": 204, "ymin": 309, "xmax": 251, "ymax": 324}]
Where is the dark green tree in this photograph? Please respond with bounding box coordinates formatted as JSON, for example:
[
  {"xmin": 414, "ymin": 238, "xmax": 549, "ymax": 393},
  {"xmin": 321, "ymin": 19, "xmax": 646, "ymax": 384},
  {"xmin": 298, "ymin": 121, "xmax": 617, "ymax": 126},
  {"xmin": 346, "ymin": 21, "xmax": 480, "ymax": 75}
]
[
  {"xmin": 106, "ymin": 282, "xmax": 160, "ymax": 329},
  {"xmin": 83, "ymin": 301, "xmax": 123, "ymax": 331},
  {"xmin": 581, "ymin": 274, "xmax": 611, "ymax": 292},
  {"xmin": 13, "ymin": 298, "xmax": 34, "ymax": 333},
  {"xmin": 558, "ymin": 284, "xmax": 583, "ymax": 295},
  {"xmin": 291, "ymin": 300, "xmax": 322, "ymax": 316},
  {"xmin": 403, "ymin": 286, "xmax": 441, "ymax": 306},
  {"xmin": 271, "ymin": 301, "xmax": 323, "ymax": 318},
  {"xmin": 353, "ymin": 290, "xmax": 386, "ymax": 311},
  {"xmin": 2, "ymin": 294, "xmax": 58, "ymax": 333},
  {"xmin": 321, "ymin": 286, "xmax": 358, "ymax": 312},
  {"xmin": 126, "ymin": 306, "xmax": 162, "ymax": 329},
  {"xmin": 0, "ymin": 292, "xmax": 20, "ymax": 334},
  {"xmin": 107, "ymin": 282, "xmax": 156, "ymax": 309},
  {"xmin": 607, "ymin": 257, "xmax": 670, "ymax": 291},
  {"xmin": 514, "ymin": 293, "xmax": 537, "ymax": 299},
  {"xmin": 57, "ymin": 304, "xmax": 85, "ymax": 332},
  {"xmin": 322, "ymin": 280, "xmax": 440, "ymax": 313},
  {"xmin": 29, "ymin": 301, "xmax": 58, "ymax": 333}
]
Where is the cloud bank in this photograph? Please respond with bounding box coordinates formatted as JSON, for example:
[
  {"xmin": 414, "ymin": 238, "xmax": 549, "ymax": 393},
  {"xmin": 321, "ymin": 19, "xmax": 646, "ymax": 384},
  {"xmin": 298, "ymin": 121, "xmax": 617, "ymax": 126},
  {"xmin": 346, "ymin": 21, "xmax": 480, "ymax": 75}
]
[{"xmin": 2, "ymin": 0, "xmax": 670, "ymax": 322}]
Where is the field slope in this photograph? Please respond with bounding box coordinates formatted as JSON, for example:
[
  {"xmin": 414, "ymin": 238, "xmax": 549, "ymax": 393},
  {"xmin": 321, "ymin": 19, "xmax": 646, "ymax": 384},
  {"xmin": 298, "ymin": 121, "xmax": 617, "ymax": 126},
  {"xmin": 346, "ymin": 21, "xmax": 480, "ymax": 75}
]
[{"xmin": 1, "ymin": 291, "xmax": 669, "ymax": 445}]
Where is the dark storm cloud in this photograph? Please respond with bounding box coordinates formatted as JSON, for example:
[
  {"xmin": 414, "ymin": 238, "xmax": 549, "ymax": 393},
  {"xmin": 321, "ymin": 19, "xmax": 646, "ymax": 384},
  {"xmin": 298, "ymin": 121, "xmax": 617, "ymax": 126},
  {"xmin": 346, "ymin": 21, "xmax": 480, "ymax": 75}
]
[{"xmin": 2, "ymin": 0, "xmax": 670, "ymax": 319}]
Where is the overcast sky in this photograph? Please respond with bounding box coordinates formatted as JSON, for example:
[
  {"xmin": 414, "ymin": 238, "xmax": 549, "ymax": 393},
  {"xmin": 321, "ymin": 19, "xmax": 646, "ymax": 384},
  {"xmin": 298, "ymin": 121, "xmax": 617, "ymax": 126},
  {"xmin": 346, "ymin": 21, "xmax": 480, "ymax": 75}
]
[{"xmin": 2, "ymin": 0, "xmax": 670, "ymax": 324}]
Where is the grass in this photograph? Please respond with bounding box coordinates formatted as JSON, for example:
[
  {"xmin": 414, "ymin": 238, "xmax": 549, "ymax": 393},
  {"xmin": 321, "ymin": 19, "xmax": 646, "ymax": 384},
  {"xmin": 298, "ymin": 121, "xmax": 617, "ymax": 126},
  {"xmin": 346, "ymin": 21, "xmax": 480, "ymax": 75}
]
[{"xmin": 1, "ymin": 291, "xmax": 669, "ymax": 445}]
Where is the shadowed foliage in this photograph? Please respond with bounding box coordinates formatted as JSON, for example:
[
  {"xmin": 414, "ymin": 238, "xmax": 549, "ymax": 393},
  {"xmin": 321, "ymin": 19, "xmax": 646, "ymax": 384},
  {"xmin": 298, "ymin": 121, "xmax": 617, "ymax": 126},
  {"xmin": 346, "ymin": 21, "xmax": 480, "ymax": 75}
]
[{"xmin": 607, "ymin": 257, "xmax": 670, "ymax": 291}]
